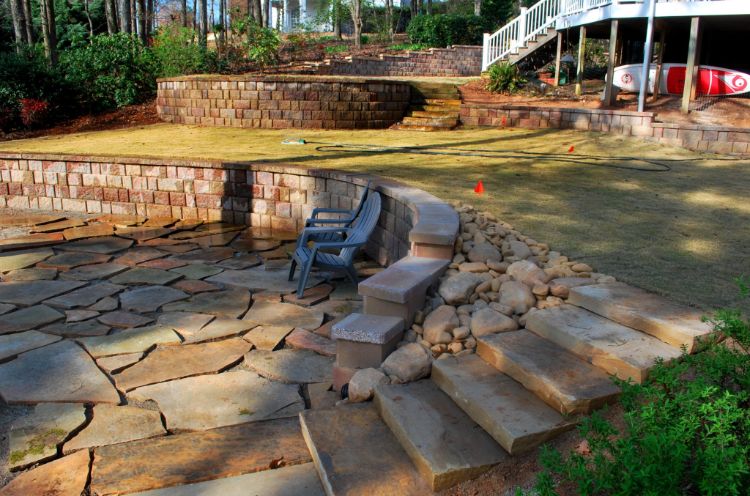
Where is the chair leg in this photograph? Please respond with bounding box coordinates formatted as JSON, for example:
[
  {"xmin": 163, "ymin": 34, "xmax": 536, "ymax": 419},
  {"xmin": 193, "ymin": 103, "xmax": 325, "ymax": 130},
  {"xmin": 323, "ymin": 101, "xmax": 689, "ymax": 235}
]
[
  {"xmin": 345, "ymin": 264, "xmax": 359, "ymax": 286},
  {"xmin": 288, "ymin": 259, "xmax": 297, "ymax": 282},
  {"xmin": 297, "ymin": 261, "xmax": 314, "ymax": 298}
]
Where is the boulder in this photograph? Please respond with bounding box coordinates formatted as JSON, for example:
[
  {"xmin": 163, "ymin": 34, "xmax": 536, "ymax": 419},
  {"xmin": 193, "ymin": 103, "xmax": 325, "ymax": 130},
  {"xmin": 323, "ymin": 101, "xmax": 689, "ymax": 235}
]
[
  {"xmin": 438, "ymin": 272, "xmax": 483, "ymax": 305},
  {"xmin": 422, "ymin": 305, "xmax": 459, "ymax": 345},
  {"xmin": 382, "ymin": 343, "xmax": 431, "ymax": 384},
  {"xmin": 458, "ymin": 262, "xmax": 489, "ymax": 273},
  {"xmin": 470, "ymin": 308, "xmax": 518, "ymax": 337},
  {"xmin": 348, "ymin": 368, "xmax": 388, "ymax": 402},
  {"xmin": 506, "ymin": 260, "xmax": 548, "ymax": 287},
  {"xmin": 467, "ymin": 243, "xmax": 502, "ymax": 264},
  {"xmin": 508, "ymin": 240, "xmax": 532, "ymax": 260},
  {"xmin": 499, "ymin": 281, "xmax": 536, "ymax": 314}
]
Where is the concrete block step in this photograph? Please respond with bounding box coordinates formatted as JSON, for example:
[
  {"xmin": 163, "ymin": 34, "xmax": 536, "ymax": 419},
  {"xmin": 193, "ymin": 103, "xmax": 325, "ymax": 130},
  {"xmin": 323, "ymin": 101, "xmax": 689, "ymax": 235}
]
[
  {"xmin": 568, "ymin": 282, "xmax": 712, "ymax": 353},
  {"xmin": 374, "ymin": 380, "xmax": 508, "ymax": 491},
  {"xmin": 431, "ymin": 355, "xmax": 575, "ymax": 455},
  {"xmin": 299, "ymin": 404, "xmax": 432, "ymax": 495},
  {"xmin": 525, "ymin": 305, "xmax": 683, "ymax": 384},
  {"xmin": 409, "ymin": 110, "xmax": 459, "ymax": 119},
  {"xmin": 476, "ymin": 330, "xmax": 620, "ymax": 415}
]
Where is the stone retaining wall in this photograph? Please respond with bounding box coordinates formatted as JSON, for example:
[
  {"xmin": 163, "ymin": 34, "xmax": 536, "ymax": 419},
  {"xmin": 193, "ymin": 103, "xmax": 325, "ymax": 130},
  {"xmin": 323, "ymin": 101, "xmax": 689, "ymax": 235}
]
[
  {"xmin": 0, "ymin": 153, "xmax": 458, "ymax": 267},
  {"xmin": 307, "ymin": 45, "xmax": 483, "ymax": 78},
  {"xmin": 460, "ymin": 102, "xmax": 750, "ymax": 155},
  {"xmin": 157, "ymin": 75, "xmax": 411, "ymax": 130}
]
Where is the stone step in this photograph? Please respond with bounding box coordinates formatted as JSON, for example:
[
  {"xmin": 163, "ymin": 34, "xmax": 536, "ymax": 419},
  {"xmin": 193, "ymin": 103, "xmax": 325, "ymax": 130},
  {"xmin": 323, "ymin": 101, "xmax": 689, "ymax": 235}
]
[
  {"xmin": 412, "ymin": 105, "xmax": 460, "ymax": 113},
  {"xmin": 424, "ymin": 99, "xmax": 461, "ymax": 106},
  {"xmin": 401, "ymin": 116, "xmax": 457, "ymax": 127},
  {"xmin": 299, "ymin": 404, "xmax": 433, "ymax": 495},
  {"xmin": 431, "ymin": 355, "xmax": 574, "ymax": 455},
  {"xmin": 409, "ymin": 110, "xmax": 459, "ymax": 119},
  {"xmin": 392, "ymin": 124, "xmax": 447, "ymax": 132},
  {"xmin": 568, "ymin": 282, "xmax": 712, "ymax": 353},
  {"xmin": 476, "ymin": 330, "xmax": 620, "ymax": 415},
  {"xmin": 373, "ymin": 380, "xmax": 507, "ymax": 491},
  {"xmin": 525, "ymin": 305, "xmax": 683, "ymax": 384}
]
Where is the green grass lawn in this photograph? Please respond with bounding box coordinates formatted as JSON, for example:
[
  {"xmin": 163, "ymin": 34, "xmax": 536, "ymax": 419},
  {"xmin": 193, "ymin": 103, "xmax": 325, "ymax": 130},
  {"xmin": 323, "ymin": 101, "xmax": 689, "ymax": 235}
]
[{"xmin": 2, "ymin": 124, "xmax": 748, "ymax": 313}]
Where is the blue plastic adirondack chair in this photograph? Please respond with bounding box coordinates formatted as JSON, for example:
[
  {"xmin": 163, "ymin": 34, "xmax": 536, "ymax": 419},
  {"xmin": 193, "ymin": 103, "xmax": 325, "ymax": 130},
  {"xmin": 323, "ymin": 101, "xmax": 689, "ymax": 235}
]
[
  {"xmin": 302, "ymin": 180, "xmax": 372, "ymax": 243},
  {"xmin": 289, "ymin": 191, "xmax": 382, "ymax": 297}
]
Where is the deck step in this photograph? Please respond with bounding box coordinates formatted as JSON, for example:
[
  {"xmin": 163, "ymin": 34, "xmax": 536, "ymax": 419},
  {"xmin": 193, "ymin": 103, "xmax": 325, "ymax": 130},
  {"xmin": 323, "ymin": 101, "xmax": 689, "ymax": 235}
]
[
  {"xmin": 431, "ymin": 355, "xmax": 574, "ymax": 455},
  {"xmin": 374, "ymin": 380, "xmax": 507, "ymax": 491},
  {"xmin": 568, "ymin": 282, "xmax": 712, "ymax": 352},
  {"xmin": 525, "ymin": 305, "xmax": 683, "ymax": 384},
  {"xmin": 476, "ymin": 330, "xmax": 620, "ymax": 415},
  {"xmin": 299, "ymin": 404, "xmax": 432, "ymax": 496}
]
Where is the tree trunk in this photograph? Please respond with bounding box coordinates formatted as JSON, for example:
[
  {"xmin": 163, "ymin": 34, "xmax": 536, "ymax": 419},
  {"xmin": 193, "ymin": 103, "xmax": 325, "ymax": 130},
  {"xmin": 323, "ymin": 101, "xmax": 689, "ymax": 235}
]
[
  {"xmin": 40, "ymin": 0, "xmax": 57, "ymax": 66},
  {"xmin": 426, "ymin": 0, "xmax": 431, "ymax": 15},
  {"xmin": 84, "ymin": 0, "xmax": 95, "ymax": 39},
  {"xmin": 385, "ymin": 0, "xmax": 393, "ymax": 41},
  {"xmin": 253, "ymin": 0, "xmax": 262, "ymax": 24},
  {"xmin": 147, "ymin": 0, "xmax": 154, "ymax": 35},
  {"xmin": 9, "ymin": 0, "xmax": 27, "ymax": 52},
  {"xmin": 473, "ymin": 0, "xmax": 481, "ymax": 16},
  {"xmin": 192, "ymin": 0, "xmax": 197, "ymax": 31},
  {"xmin": 199, "ymin": 0, "xmax": 208, "ymax": 47},
  {"xmin": 261, "ymin": 0, "xmax": 268, "ymax": 27},
  {"xmin": 105, "ymin": 0, "xmax": 118, "ymax": 34},
  {"xmin": 218, "ymin": 0, "xmax": 225, "ymax": 49},
  {"xmin": 182, "ymin": 0, "xmax": 188, "ymax": 27},
  {"xmin": 137, "ymin": 0, "xmax": 146, "ymax": 42},
  {"xmin": 333, "ymin": 6, "xmax": 341, "ymax": 39},
  {"xmin": 130, "ymin": 0, "xmax": 137, "ymax": 34},
  {"xmin": 410, "ymin": 0, "xmax": 416, "ymax": 19},
  {"xmin": 119, "ymin": 0, "xmax": 131, "ymax": 33},
  {"xmin": 350, "ymin": 0, "xmax": 362, "ymax": 49},
  {"xmin": 22, "ymin": 0, "xmax": 34, "ymax": 44}
]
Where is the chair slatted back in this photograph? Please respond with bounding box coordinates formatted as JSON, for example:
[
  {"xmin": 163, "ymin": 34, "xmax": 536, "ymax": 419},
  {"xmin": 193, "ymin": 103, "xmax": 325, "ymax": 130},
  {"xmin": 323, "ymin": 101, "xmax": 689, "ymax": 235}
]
[{"xmin": 339, "ymin": 192, "xmax": 381, "ymax": 264}]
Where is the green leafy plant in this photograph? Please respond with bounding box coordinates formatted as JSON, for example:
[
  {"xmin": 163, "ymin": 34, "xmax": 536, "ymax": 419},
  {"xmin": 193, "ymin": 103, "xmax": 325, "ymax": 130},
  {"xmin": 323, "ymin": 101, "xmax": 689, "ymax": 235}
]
[
  {"xmin": 407, "ymin": 14, "xmax": 487, "ymax": 48},
  {"xmin": 486, "ymin": 62, "xmax": 526, "ymax": 94},
  {"xmin": 325, "ymin": 45, "xmax": 349, "ymax": 54},
  {"xmin": 528, "ymin": 277, "xmax": 750, "ymax": 496},
  {"xmin": 244, "ymin": 20, "xmax": 280, "ymax": 71},
  {"xmin": 152, "ymin": 25, "xmax": 209, "ymax": 78}
]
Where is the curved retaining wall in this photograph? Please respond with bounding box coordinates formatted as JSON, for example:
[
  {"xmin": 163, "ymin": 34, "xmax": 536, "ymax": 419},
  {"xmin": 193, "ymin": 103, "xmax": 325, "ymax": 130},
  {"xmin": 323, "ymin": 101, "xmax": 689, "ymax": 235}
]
[
  {"xmin": 156, "ymin": 75, "xmax": 411, "ymax": 130},
  {"xmin": 0, "ymin": 153, "xmax": 458, "ymax": 267}
]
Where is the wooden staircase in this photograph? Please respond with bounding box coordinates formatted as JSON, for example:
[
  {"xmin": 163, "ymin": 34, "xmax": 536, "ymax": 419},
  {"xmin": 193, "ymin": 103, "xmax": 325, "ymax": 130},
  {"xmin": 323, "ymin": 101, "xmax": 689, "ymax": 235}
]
[
  {"xmin": 393, "ymin": 82, "xmax": 462, "ymax": 132},
  {"xmin": 300, "ymin": 282, "xmax": 713, "ymax": 493}
]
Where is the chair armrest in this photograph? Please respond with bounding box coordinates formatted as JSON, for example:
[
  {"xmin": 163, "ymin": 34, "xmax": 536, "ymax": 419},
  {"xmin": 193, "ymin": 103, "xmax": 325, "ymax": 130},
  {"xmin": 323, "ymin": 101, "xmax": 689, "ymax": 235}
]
[
  {"xmin": 305, "ymin": 218, "xmax": 352, "ymax": 227},
  {"xmin": 300, "ymin": 227, "xmax": 352, "ymax": 246}
]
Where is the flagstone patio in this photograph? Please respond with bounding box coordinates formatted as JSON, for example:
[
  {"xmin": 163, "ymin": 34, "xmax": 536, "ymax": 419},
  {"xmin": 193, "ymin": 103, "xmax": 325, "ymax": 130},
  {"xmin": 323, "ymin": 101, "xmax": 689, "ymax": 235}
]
[{"xmin": 0, "ymin": 211, "xmax": 373, "ymax": 494}]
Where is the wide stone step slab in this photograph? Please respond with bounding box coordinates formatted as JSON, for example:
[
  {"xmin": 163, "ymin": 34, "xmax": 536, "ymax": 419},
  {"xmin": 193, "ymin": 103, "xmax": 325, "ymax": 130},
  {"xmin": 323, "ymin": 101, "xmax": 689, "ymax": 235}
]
[
  {"xmin": 373, "ymin": 380, "xmax": 507, "ymax": 491},
  {"xmin": 568, "ymin": 282, "xmax": 712, "ymax": 352},
  {"xmin": 431, "ymin": 355, "xmax": 574, "ymax": 455},
  {"xmin": 525, "ymin": 305, "xmax": 683, "ymax": 384},
  {"xmin": 299, "ymin": 404, "xmax": 432, "ymax": 496},
  {"xmin": 477, "ymin": 331, "xmax": 620, "ymax": 415}
]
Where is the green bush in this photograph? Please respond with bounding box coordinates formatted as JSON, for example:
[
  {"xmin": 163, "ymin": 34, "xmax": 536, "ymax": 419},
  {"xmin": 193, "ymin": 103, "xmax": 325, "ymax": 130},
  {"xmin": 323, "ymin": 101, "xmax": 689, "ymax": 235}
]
[
  {"xmin": 325, "ymin": 45, "xmax": 349, "ymax": 54},
  {"xmin": 388, "ymin": 43, "xmax": 428, "ymax": 51},
  {"xmin": 407, "ymin": 14, "xmax": 486, "ymax": 48},
  {"xmin": 60, "ymin": 33, "xmax": 157, "ymax": 110},
  {"xmin": 152, "ymin": 25, "xmax": 209, "ymax": 78},
  {"xmin": 530, "ymin": 278, "xmax": 750, "ymax": 496},
  {"xmin": 486, "ymin": 62, "xmax": 526, "ymax": 94},
  {"xmin": 244, "ymin": 20, "xmax": 281, "ymax": 70}
]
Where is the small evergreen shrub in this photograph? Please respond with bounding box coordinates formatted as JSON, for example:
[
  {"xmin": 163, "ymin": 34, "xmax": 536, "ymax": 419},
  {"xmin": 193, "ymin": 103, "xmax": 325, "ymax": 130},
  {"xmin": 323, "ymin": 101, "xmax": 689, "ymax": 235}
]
[
  {"xmin": 486, "ymin": 62, "xmax": 526, "ymax": 94},
  {"xmin": 244, "ymin": 20, "xmax": 281, "ymax": 70},
  {"xmin": 407, "ymin": 14, "xmax": 486, "ymax": 48},
  {"xmin": 152, "ymin": 25, "xmax": 209, "ymax": 78}
]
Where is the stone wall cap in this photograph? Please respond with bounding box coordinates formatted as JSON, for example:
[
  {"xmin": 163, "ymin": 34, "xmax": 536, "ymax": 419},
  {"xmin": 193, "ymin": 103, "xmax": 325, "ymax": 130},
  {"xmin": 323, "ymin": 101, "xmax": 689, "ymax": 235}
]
[
  {"xmin": 332, "ymin": 313, "xmax": 404, "ymax": 344},
  {"xmin": 156, "ymin": 74, "xmax": 411, "ymax": 86},
  {"xmin": 358, "ymin": 256, "xmax": 449, "ymax": 303}
]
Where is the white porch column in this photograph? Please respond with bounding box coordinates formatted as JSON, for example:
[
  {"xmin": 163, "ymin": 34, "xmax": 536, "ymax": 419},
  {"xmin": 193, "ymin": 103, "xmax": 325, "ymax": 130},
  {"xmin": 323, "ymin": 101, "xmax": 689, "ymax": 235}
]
[{"xmin": 637, "ymin": 0, "xmax": 657, "ymax": 112}]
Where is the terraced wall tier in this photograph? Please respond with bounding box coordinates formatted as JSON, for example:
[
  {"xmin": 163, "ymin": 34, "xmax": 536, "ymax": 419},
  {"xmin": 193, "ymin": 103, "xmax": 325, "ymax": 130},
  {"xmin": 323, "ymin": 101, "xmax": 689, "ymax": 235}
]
[
  {"xmin": 156, "ymin": 75, "xmax": 411, "ymax": 130},
  {"xmin": 0, "ymin": 154, "xmax": 458, "ymax": 266}
]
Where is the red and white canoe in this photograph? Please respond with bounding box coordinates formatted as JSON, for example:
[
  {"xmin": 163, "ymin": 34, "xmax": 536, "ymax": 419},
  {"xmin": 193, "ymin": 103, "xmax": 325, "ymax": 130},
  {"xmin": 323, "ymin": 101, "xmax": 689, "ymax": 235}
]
[{"xmin": 612, "ymin": 63, "xmax": 750, "ymax": 96}]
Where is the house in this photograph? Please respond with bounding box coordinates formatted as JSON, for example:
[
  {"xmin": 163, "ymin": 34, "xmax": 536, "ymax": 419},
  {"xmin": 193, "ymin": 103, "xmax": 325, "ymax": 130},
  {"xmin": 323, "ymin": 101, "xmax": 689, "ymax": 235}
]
[{"xmin": 482, "ymin": 0, "xmax": 750, "ymax": 112}]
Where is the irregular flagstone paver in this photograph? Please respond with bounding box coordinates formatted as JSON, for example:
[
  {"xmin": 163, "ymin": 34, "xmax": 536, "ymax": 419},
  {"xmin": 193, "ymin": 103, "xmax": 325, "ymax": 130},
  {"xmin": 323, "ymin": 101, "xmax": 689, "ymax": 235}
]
[
  {"xmin": 2, "ymin": 267, "xmax": 58, "ymax": 281},
  {"xmin": 139, "ymin": 258, "xmax": 187, "ymax": 270},
  {"xmin": 66, "ymin": 309, "xmax": 100, "ymax": 322},
  {"xmin": 96, "ymin": 214, "xmax": 146, "ymax": 227},
  {"xmin": 78, "ymin": 325, "xmax": 181, "ymax": 358},
  {"xmin": 29, "ymin": 218, "xmax": 87, "ymax": 233},
  {"xmin": 283, "ymin": 283, "xmax": 333, "ymax": 307},
  {"xmin": 195, "ymin": 223, "xmax": 245, "ymax": 234},
  {"xmin": 114, "ymin": 337, "xmax": 252, "ymax": 391},
  {"xmin": 258, "ymin": 244, "xmax": 293, "ymax": 260},
  {"xmin": 172, "ymin": 279, "xmax": 219, "ymax": 294},
  {"xmin": 155, "ymin": 243, "xmax": 200, "ymax": 254},
  {"xmin": 0, "ymin": 214, "xmax": 64, "ymax": 227},
  {"xmin": 173, "ymin": 219, "xmax": 203, "ymax": 229},
  {"xmin": 46, "ymin": 282, "xmax": 125, "ymax": 309},
  {"xmin": 58, "ymin": 236, "xmax": 134, "ymax": 254},
  {"xmin": 313, "ymin": 317, "xmax": 343, "ymax": 339},
  {"xmin": 0, "ymin": 330, "xmax": 61, "ymax": 361},
  {"xmin": 170, "ymin": 263, "xmax": 223, "ymax": 280},
  {"xmin": 129, "ymin": 370, "xmax": 304, "ymax": 431},
  {"xmin": 120, "ymin": 285, "xmax": 189, "ymax": 313},
  {"xmin": 63, "ymin": 223, "xmax": 115, "ymax": 240},
  {"xmin": 300, "ymin": 404, "xmax": 432, "ymax": 496},
  {"xmin": 208, "ymin": 268, "xmax": 319, "ymax": 295},
  {"xmin": 0, "ymin": 304, "xmax": 64, "ymax": 334},
  {"xmin": 162, "ymin": 288, "xmax": 251, "ymax": 318},
  {"xmin": 42, "ymin": 319, "xmax": 111, "ymax": 337},
  {"xmin": 98, "ymin": 311, "xmax": 154, "ymax": 328},
  {"xmin": 128, "ymin": 462, "xmax": 324, "ymax": 496},
  {"xmin": 0, "ymin": 232, "xmax": 65, "ymax": 250},
  {"xmin": 97, "ymin": 352, "xmax": 144, "ymax": 373},
  {"xmin": 110, "ymin": 267, "xmax": 183, "ymax": 285},
  {"xmin": 89, "ymin": 296, "xmax": 119, "ymax": 311},
  {"xmin": 244, "ymin": 349, "xmax": 334, "ymax": 384},
  {"xmin": 9, "ymin": 402, "xmax": 87, "ymax": 468},
  {"xmin": 156, "ymin": 312, "xmax": 215, "ymax": 336},
  {"xmin": 0, "ymin": 302, "xmax": 14, "ymax": 314},
  {"xmin": 142, "ymin": 217, "xmax": 179, "ymax": 228},
  {"xmin": 116, "ymin": 226, "xmax": 174, "ymax": 241},
  {"xmin": 253, "ymin": 292, "xmax": 282, "ymax": 303},
  {"xmin": 0, "ymin": 340, "xmax": 120, "ymax": 404},
  {"xmin": 59, "ymin": 262, "xmax": 129, "ymax": 281},
  {"xmin": 193, "ymin": 232, "xmax": 240, "ymax": 247},
  {"xmin": 286, "ymin": 328, "xmax": 336, "ymax": 357},
  {"xmin": 301, "ymin": 298, "xmax": 363, "ymax": 319},
  {"xmin": 243, "ymin": 302, "xmax": 324, "ymax": 330},
  {"xmin": 0, "ymin": 449, "xmax": 90, "ymax": 496},
  {"xmin": 90, "ymin": 416, "xmax": 311, "ymax": 495},
  {"xmin": 37, "ymin": 251, "xmax": 111, "ymax": 270},
  {"xmin": 243, "ymin": 325, "xmax": 293, "ymax": 351},
  {"xmin": 0, "ymin": 279, "xmax": 86, "ymax": 306},
  {"xmin": 0, "ymin": 248, "xmax": 54, "ymax": 271},
  {"xmin": 173, "ymin": 247, "xmax": 234, "ymax": 264},
  {"xmin": 215, "ymin": 253, "xmax": 262, "ymax": 270},
  {"xmin": 308, "ymin": 382, "xmax": 338, "ymax": 410},
  {"xmin": 64, "ymin": 404, "xmax": 166, "ymax": 453},
  {"xmin": 328, "ymin": 281, "xmax": 361, "ymax": 301},
  {"xmin": 181, "ymin": 317, "xmax": 253, "ymax": 343},
  {"xmin": 230, "ymin": 238, "xmax": 280, "ymax": 252},
  {"xmin": 114, "ymin": 247, "xmax": 169, "ymax": 266}
]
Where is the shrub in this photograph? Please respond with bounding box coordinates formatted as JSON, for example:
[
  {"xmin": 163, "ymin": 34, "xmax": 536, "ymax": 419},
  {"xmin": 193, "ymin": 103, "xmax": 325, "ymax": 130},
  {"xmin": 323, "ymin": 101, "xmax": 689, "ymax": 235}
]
[
  {"xmin": 152, "ymin": 25, "xmax": 209, "ymax": 78},
  {"xmin": 244, "ymin": 20, "xmax": 281, "ymax": 70},
  {"xmin": 19, "ymin": 99, "xmax": 50, "ymax": 128},
  {"xmin": 325, "ymin": 45, "xmax": 349, "ymax": 54},
  {"xmin": 530, "ymin": 278, "xmax": 750, "ymax": 496},
  {"xmin": 60, "ymin": 33, "xmax": 157, "ymax": 111},
  {"xmin": 407, "ymin": 14, "xmax": 486, "ymax": 47},
  {"xmin": 486, "ymin": 62, "xmax": 526, "ymax": 94}
]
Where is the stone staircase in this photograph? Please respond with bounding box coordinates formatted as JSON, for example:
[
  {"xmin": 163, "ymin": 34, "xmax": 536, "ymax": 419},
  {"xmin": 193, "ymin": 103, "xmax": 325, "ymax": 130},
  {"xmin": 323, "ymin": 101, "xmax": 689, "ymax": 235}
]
[
  {"xmin": 393, "ymin": 82, "xmax": 462, "ymax": 132},
  {"xmin": 301, "ymin": 281, "xmax": 713, "ymax": 494}
]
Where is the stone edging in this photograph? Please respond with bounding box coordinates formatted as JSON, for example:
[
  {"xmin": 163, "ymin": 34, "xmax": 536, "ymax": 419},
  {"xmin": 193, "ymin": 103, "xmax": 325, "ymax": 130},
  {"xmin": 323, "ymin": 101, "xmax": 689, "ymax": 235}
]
[{"xmin": 460, "ymin": 102, "xmax": 750, "ymax": 155}]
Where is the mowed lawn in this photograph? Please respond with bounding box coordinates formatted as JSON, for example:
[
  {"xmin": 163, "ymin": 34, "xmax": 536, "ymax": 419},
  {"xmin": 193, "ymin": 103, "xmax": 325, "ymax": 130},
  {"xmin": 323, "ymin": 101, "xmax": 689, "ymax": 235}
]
[{"xmin": 2, "ymin": 124, "xmax": 749, "ymax": 314}]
